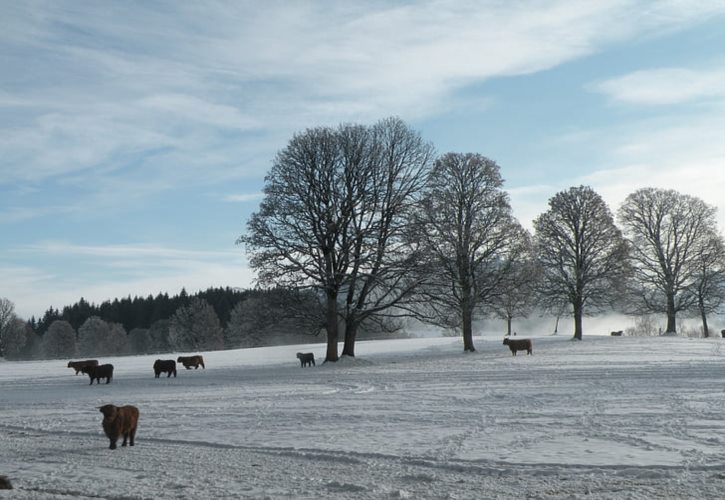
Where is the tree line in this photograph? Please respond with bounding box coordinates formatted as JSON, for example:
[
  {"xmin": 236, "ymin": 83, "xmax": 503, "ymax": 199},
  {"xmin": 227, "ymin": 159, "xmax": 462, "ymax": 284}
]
[
  {"xmin": 3, "ymin": 117, "xmax": 724, "ymax": 361},
  {"xmin": 0, "ymin": 288, "xmax": 345, "ymax": 360},
  {"xmin": 240, "ymin": 117, "xmax": 725, "ymax": 361}
]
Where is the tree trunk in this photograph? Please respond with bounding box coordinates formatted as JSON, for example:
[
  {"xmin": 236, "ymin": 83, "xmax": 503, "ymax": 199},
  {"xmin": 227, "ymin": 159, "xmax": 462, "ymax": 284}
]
[
  {"xmin": 462, "ymin": 302, "xmax": 475, "ymax": 352},
  {"xmin": 325, "ymin": 292, "xmax": 339, "ymax": 362},
  {"xmin": 572, "ymin": 301, "xmax": 583, "ymax": 340},
  {"xmin": 665, "ymin": 293, "xmax": 677, "ymax": 334},
  {"xmin": 341, "ymin": 316, "xmax": 357, "ymax": 357},
  {"xmin": 700, "ymin": 302, "xmax": 709, "ymax": 338},
  {"xmin": 553, "ymin": 314, "xmax": 560, "ymax": 335},
  {"xmin": 506, "ymin": 315, "xmax": 512, "ymax": 337}
]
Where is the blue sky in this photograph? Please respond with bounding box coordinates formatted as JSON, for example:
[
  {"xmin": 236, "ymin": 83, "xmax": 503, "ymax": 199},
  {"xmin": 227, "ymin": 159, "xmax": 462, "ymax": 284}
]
[{"xmin": 3, "ymin": 1, "xmax": 725, "ymax": 319}]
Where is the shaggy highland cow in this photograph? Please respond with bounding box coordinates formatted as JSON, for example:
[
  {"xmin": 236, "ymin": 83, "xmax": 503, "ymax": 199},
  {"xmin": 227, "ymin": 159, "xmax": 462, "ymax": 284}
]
[
  {"xmin": 296, "ymin": 352, "xmax": 315, "ymax": 367},
  {"xmin": 98, "ymin": 404, "xmax": 139, "ymax": 450},
  {"xmin": 153, "ymin": 359, "xmax": 177, "ymax": 378},
  {"xmin": 81, "ymin": 364, "xmax": 114, "ymax": 384},
  {"xmin": 67, "ymin": 359, "xmax": 99, "ymax": 375},
  {"xmin": 177, "ymin": 355, "xmax": 205, "ymax": 369},
  {"xmin": 503, "ymin": 337, "xmax": 533, "ymax": 356}
]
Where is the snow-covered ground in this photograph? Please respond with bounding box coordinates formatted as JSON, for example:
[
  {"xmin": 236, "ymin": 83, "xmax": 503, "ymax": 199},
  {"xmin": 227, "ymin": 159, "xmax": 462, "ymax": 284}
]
[{"xmin": 2, "ymin": 333, "xmax": 725, "ymax": 499}]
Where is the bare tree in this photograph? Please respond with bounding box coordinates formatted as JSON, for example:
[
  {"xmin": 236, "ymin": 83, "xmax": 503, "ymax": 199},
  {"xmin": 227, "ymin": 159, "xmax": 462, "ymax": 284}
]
[
  {"xmin": 534, "ymin": 186, "xmax": 630, "ymax": 340},
  {"xmin": 618, "ymin": 188, "xmax": 719, "ymax": 334},
  {"xmin": 169, "ymin": 298, "xmax": 224, "ymax": 351},
  {"xmin": 417, "ymin": 152, "xmax": 526, "ymax": 352},
  {"xmin": 340, "ymin": 118, "xmax": 433, "ymax": 356},
  {"xmin": 240, "ymin": 117, "xmax": 433, "ymax": 361},
  {"xmin": 489, "ymin": 241, "xmax": 540, "ymax": 337},
  {"xmin": 688, "ymin": 231, "xmax": 725, "ymax": 337},
  {"xmin": 0, "ymin": 297, "xmax": 15, "ymax": 357}
]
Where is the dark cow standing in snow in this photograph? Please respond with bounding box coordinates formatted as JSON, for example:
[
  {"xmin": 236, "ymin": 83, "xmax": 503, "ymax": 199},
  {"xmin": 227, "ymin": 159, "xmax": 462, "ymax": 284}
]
[
  {"xmin": 503, "ymin": 337, "xmax": 533, "ymax": 356},
  {"xmin": 67, "ymin": 359, "xmax": 99, "ymax": 374},
  {"xmin": 296, "ymin": 352, "xmax": 315, "ymax": 367},
  {"xmin": 81, "ymin": 364, "xmax": 114, "ymax": 384},
  {"xmin": 153, "ymin": 359, "xmax": 177, "ymax": 378}
]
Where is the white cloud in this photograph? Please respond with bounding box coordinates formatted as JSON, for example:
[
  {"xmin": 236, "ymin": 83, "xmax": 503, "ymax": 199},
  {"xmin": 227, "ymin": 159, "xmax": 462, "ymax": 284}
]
[
  {"xmin": 19, "ymin": 241, "xmax": 239, "ymax": 261},
  {"xmin": 223, "ymin": 193, "xmax": 264, "ymax": 203},
  {"xmin": 592, "ymin": 67, "xmax": 725, "ymax": 105},
  {"xmin": 3, "ymin": 0, "xmax": 725, "ymax": 188}
]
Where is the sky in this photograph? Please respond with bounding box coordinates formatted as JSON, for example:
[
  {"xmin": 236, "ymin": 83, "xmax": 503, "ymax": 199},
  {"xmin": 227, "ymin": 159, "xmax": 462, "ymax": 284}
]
[{"xmin": 3, "ymin": 1, "xmax": 725, "ymax": 320}]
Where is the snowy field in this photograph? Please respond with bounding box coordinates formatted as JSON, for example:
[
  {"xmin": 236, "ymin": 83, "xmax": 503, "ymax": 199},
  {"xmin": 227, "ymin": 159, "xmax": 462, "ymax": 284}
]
[{"xmin": 2, "ymin": 333, "xmax": 725, "ymax": 499}]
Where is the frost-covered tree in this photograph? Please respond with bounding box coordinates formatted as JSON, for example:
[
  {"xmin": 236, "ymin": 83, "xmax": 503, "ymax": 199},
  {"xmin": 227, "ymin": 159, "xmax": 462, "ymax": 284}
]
[
  {"xmin": 534, "ymin": 186, "xmax": 630, "ymax": 340},
  {"xmin": 417, "ymin": 152, "xmax": 527, "ymax": 351},
  {"xmin": 77, "ymin": 316, "xmax": 111, "ymax": 356},
  {"xmin": 225, "ymin": 289, "xmax": 324, "ymax": 349},
  {"xmin": 618, "ymin": 188, "xmax": 720, "ymax": 334},
  {"xmin": 0, "ymin": 297, "xmax": 16, "ymax": 358},
  {"xmin": 1, "ymin": 317, "xmax": 32, "ymax": 360},
  {"xmin": 128, "ymin": 328, "xmax": 152, "ymax": 354},
  {"xmin": 108, "ymin": 322, "xmax": 128, "ymax": 355},
  {"xmin": 77, "ymin": 317, "xmax": 127, "ymax": 356},
  {"xmin": 169, "ymin": 298, "xmax": 224, "ymax": 351},
  {"xmin": 225, "ymin": 298, "xmax": 266, "ymax": 349},
  {"xmin": 149, "ymin": 319, "xmax": 171, "ymax": 353},
  {"xmin": 42, "ymin": 320, "xmax": 77, "ymax": 358}
]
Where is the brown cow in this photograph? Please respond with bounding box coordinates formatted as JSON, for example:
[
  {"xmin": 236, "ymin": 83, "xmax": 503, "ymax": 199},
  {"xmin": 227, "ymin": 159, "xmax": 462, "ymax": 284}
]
[
  {"xmin": 0, "ymin": 475, "xmax": 12, "ymax": 489},
  {"xmin": 610, "ymin": 330, "xmax": 623, "ymax": 336},
  {"xmin": 177, "ymin": 355, "xmax": 205, "ymax": 369},
  {"xmin": 67, "ymin": 359, "xmax": 99, "ymax": 375},
  {"xmin": 503, "ymin": 337, "xmax": 533, "ymax": 356},
  {"xmin": 99, "ymin": 404, "xmax": 139, "ymax": 450}
]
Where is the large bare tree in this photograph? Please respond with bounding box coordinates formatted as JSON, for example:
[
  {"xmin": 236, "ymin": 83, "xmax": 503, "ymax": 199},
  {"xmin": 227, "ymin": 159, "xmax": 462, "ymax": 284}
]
[
  {"xmin": 534, "ymin": 186, "xmax": 630, "ymax": 340},
  {"xmin": 240, "ymin": 117, "xmax": 433, "ymax": 361},
  {"xmin": 618, "ymin": 188, "xmax": 719, "ymax": 334},
  {"xmin": 417, "ymin": 152, "xmax": 526, "ymax": 352}
]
